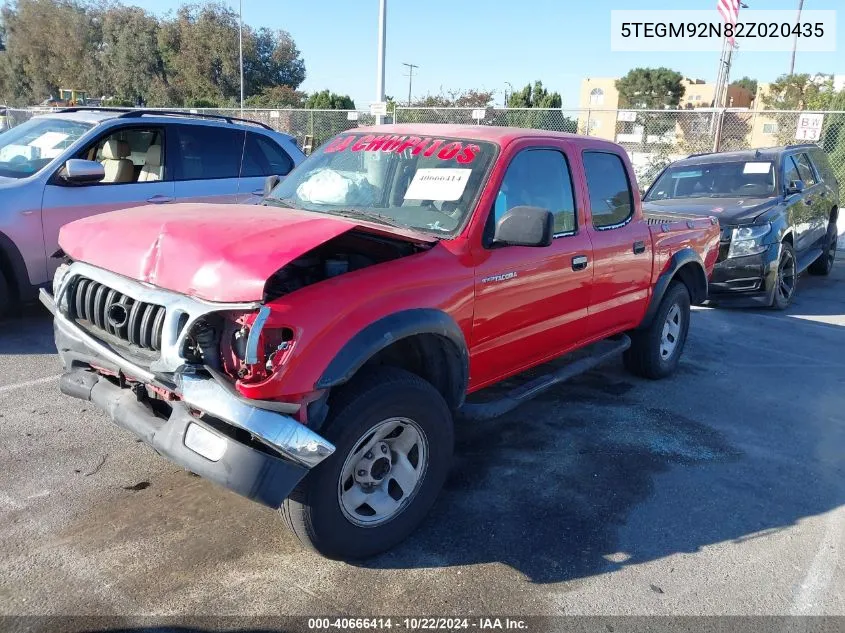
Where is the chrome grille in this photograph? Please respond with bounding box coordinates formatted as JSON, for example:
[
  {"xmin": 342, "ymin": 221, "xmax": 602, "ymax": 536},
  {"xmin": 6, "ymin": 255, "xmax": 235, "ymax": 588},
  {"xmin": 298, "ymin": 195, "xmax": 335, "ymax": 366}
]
[{"xmin": 70, "ymin": 276, "xmax": 166, "ymax": 351}]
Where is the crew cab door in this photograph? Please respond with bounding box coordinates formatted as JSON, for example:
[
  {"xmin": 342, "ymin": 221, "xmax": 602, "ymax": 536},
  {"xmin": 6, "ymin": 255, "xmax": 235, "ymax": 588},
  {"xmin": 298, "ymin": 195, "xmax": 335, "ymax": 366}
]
[
  {"xmin": 41, "ymin": 124, "xmax": 174, "ymax": 277},
  {"xmin": 170, "ymin": 123, "xmax": 245, "ymax": 204},
  {"xmin": 792, "ymin": 151, "xmax": 830, "ymax": 248},
  {"xmin": 470, "ymin": 142, "xmax": 594, "ymax": 388},
  {"xmin": 580, "ymin": 150, "xmax": 652, "ymax": 338}
]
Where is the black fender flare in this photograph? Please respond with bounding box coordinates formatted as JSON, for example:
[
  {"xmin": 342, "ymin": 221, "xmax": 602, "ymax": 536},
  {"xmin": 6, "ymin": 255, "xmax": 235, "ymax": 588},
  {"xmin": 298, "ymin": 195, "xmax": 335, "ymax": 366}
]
[
  {"xmin": 0, "ymin": 231, "xmax": 35, "ymax": 300},
  {"xmin": 316, "ymin": 308, "xmax": 469, "ymax": 406},
  {"xmin": 638, "ymin": 248, "xmax": 707, "ymax": 330}
]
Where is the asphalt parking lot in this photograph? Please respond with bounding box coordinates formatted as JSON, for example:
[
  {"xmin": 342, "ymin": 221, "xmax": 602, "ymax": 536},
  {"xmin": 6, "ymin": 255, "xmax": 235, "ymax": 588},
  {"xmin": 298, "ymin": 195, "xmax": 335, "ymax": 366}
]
[{"xmin": 1, "ymin": 259, "xmax": 844, "ymax": 618}]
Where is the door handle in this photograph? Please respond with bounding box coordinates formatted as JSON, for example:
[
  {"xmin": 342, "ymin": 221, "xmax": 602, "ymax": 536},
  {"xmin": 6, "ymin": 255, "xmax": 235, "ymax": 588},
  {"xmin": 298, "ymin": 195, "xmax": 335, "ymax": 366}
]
[
  {"xmin": 633, "ymin": 240, "xmax": 646, "ymax": 254},
  {"xmin": 572, "ymin": 255, "xmax": 589, "ymax": 271},
  {"xmin": 146, "ymin": 195, "xmax": 174, "ymax": 204},
  {"xmin": 251, "ymin": 189, "xmax": 264, "ymax": 196}
]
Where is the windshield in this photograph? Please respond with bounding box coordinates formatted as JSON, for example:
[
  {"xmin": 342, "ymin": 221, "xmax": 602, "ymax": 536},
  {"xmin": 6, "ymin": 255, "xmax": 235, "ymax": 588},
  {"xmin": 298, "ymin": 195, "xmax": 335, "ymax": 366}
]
[
  {"xmin": 266, "ymin": 133, "xmax": 497, "ymax": 235},
  {"xmin": 646, "ymin": 160, "xmax": 777, "ymax": 201},
  {"xmin": 0, "ymin": 117, "xmax": 92, "ymax": 179}
]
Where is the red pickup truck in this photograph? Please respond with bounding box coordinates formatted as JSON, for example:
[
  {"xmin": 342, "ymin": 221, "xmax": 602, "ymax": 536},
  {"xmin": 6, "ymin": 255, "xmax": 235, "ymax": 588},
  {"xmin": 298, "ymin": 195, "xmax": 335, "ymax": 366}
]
[{"xmin": 41, "ymin": 125, "xmax": 719, "ymax": 558}]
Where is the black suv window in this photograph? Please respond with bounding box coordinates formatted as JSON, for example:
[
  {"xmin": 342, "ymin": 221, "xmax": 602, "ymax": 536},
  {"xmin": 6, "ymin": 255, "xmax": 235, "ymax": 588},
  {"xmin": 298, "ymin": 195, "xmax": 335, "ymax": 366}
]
[
  {"xmin": 174, "ymin": 125, "xmax": 245, "ymax": 180},
  {"xmin": 494, "ymin": 149, "xmax": 577, "ymax": 235},
  {"xmin": 583, "ymin": 151, "xmax": 634, "ymax": 229},
  {"xmin": 793, "ymin": 153, "xmax": 817, "ymax": 186},
  {"xmin": 241, "ymin": 132, "xmax": 294, "ymax": 177},
  {"xmin": 784, "ymin": 156, "xmax": 802, "ymax": 188}
]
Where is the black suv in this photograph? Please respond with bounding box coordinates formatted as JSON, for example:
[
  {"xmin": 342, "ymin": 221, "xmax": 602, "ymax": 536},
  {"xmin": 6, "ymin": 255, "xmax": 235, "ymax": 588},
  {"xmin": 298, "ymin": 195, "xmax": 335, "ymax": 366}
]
[{"xmin": 644, "ymin": 145, "xmax": 839, "ymax": 309}]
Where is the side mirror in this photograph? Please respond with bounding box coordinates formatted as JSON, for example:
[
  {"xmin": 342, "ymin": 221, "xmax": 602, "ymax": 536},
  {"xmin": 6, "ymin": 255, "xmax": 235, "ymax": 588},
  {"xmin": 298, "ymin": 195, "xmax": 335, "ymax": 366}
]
[
  {"xmin": 493, "ymin": 206, "xmax": 554, "ymax": 247},
  {"xmin": 786, "ymin": 180, "xmax": 806, "ymax": 196},
  {"xmin": 60, "ymin": 159, "xmax": 105, "ymax": 185},
  {"xmin": 264, "ymin": 174, "xmax": 281, "ymax": 197}
]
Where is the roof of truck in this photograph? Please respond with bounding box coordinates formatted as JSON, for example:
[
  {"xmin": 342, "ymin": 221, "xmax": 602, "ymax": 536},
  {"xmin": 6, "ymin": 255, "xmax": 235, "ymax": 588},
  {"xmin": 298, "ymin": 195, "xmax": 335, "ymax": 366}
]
[{"xmin": 353, "ymin": 123, "xmax": 609, "ymax": 147}]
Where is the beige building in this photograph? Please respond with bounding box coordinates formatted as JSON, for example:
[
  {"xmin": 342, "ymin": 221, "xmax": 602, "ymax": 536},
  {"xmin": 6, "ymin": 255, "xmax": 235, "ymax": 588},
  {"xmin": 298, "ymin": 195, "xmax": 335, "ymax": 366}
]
[{"xmin": 577, "ymin": 77, "xmax": 754, "ymax": 145}]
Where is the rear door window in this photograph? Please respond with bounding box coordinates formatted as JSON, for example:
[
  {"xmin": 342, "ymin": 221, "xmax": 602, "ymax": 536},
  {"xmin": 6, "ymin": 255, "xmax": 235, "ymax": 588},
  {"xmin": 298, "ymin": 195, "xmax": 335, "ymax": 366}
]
[
  {"xmin": 173, "ymin": 125, "xmax": 244, "ymax": 180},
  {"xmin": 784, "ymin": 156, "xmax": 802, "ymax": 188},
  {"xmin": 793, "ymin": 153, "xmax": 817, "ymax": 186},
  {"xmin": 241, "ymin": 132, "xmax": 294, "ymax": 177},
  {"xmin": 583, "ymin": 151, "xmax": 634, "ymax": 229}
]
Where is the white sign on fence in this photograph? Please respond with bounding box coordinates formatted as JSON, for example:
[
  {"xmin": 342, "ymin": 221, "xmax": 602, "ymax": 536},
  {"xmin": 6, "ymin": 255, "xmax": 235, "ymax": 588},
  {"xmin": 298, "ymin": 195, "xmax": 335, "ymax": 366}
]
[
  {"xmin": 370, "ymin": 102, "xmax": 388, "ymax": 116},
  {"xmin": 795, "ymin": 113, "xmax": 825, "ymax": 141},
  {"xmin": 347, "ymin": 111, "xmax": 359, "ymax": 121},
  {"xmin": 617, "ymin": 110, "xmax": 637, "ymax": 122},
  {"xmin": 471, "ymin": 109, "xmax": 486, "ymax": 121},
  {"xmin": 270, "ymin": 110, "xmax": 280, "ymax": 119}
]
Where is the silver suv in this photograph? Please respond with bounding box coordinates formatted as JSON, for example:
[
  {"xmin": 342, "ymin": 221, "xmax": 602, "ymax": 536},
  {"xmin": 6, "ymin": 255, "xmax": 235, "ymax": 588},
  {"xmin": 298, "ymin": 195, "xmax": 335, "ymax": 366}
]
[{"xmin": 0, "ymin": 108, "xmax": 304, "ymax": 315}]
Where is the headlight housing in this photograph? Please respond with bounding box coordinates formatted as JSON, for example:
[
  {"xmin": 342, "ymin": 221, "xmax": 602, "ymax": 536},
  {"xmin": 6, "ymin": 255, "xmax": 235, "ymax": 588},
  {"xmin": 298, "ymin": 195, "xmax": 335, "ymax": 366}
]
[
  {"xmin": 728, "ymin": 223, "xmax": 772, "ymax": 259},
  {"xmin": 52, "ymin": 263, "xmax": 71, "ymax": 311}
]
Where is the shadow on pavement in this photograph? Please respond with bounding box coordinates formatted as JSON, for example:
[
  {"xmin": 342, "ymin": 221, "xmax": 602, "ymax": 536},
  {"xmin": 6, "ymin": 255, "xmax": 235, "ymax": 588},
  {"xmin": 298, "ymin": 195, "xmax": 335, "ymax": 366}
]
[
  {"xmin": 351, "ymin": 260, "xmax": 845, "ymax": 583},
  {"xmin": 0, "ymin": 302, "xmax": 55, "ymax": 355}
]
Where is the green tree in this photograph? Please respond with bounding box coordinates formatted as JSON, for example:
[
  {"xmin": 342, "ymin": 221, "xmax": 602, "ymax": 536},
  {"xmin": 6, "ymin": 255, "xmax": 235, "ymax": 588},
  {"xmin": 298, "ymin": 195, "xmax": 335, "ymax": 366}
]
[
  {"xmin": 615, "ymin": 67, "xmax": 685, "ymax": 149},
  {"xmin": 761, "ymin": 73, "xmax": 835, "ymax": 111},
  {"xmin": 730, "ymin": 76, "xmax": 758, "ymax": 99},
  {"xmin": 504, "ymin": 81, "xmax": 572, "ymax": 132},
  {"xmin": 821, "ymin": 90, "xmax": 845, "ymax": 203},
  {"xmin": 506, "ymin": 80, "xmax": 561, "ymax": 108},
  {"xmin": 305, "ymin": 89, "xmax": 355, "ymax": 110},
  {"xmin": 0, "ymin": 0, "xmax": 101, "ymax": 102},
  {"xmin": 245, "ymin": 85, "xmax": 307, "ymax": 108},
  {"xmin": 99, "ymin": 5, "xmax": 165, "ymax": 104}
]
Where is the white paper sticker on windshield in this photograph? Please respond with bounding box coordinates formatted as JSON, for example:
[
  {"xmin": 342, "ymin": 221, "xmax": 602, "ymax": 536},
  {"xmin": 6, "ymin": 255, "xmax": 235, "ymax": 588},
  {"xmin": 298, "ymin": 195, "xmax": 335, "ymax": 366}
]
[
  {"xmin": 743, "ymin": 162, "xmax": 772, "ymax": 174},
  {"xmin": 404, "ymin": 168, "xmax": 471, "ymax": 202},
  {"xmin": 29, "ymin": 132, "xmax": 69, "ymax": 150}
]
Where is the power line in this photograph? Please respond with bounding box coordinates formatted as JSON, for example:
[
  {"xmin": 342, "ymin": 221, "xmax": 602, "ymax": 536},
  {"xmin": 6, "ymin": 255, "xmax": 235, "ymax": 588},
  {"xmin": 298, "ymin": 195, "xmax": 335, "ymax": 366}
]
[{"xmin": 402, "ymin": 62, "xmax": 418, "ymax": 106}]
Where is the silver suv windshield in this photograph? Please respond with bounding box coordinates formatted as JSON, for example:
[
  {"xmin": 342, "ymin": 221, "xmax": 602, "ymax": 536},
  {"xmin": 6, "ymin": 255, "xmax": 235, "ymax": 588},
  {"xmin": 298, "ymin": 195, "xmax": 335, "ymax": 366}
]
[
  {"xmin": 646, "ymin": 160, "xmax": 777, "ymax": 200},
  {"xmin": 0, "ymin": 117, "xmax": 93, "ymax": 179},
  {"xmin": 265, "ymin": 133, "xmax": 496, "ymax": 235}
]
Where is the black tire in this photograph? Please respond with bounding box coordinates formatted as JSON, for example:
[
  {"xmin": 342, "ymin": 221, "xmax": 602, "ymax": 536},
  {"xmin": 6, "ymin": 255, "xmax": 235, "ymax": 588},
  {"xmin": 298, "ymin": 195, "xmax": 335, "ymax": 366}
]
[
  {"xmin": 807, "ymin": 218, "xmax": 837, "ymax": 276},
  {"xmin": 771, "ymin": 241, "xmax": 797, "ymax": 310},
  {"xmin": 624, "ymin": 281, "xmax": 690, "ymax": 380},
  {"xmin": 0, "ymin": 272, "xmax": 10, "ymax": 320},
  {"xmin": 281, "ymin": 367, "xmax": 454, "ymax": 559}
]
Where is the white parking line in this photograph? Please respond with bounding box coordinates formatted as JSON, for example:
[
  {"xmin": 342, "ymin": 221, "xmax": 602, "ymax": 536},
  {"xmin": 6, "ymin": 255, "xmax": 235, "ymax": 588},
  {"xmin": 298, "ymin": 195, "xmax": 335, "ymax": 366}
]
[
  {"xmin": 0, "ymin": 374, "xmax": 61, "ymax": 394},
  {"xmin": 791, "ymin": 508, "xmax": 844, "ymax": 615}
]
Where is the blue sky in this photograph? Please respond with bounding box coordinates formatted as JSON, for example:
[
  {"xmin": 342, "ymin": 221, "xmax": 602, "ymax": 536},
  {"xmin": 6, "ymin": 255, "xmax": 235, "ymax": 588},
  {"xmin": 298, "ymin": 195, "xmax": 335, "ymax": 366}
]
[{"xmin": 128, "ymin": 0, "xmax": 843, "ymax": 109}]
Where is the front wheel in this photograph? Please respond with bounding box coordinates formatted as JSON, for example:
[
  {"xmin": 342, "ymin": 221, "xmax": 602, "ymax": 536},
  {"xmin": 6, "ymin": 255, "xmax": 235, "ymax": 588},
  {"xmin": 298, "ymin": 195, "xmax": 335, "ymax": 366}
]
[
  {"xmin": 624, "ymin": 281, "xmax": 691, "ymax": 379},
  {"xmin": 771, "ymin": 242, "xmax": 797, "ymax": 309},
  {"xmin": 281, "ymin": 367, "xmax": 454, "ymax": 559}
]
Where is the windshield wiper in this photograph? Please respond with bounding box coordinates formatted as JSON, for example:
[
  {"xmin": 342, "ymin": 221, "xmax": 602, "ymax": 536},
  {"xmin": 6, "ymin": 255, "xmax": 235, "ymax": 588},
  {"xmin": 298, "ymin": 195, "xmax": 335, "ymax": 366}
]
[
  {"xmin": 262, "ymin": 197, "xmax": 297, "ymax": 209},
  {"xmin": 328, "ymin": 208, "xmax": 408, "ymax": 229}
]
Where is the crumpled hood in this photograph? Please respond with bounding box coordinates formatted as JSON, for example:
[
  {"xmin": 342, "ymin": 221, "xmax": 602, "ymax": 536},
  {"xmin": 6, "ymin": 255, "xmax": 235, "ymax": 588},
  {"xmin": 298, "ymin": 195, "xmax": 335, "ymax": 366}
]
[
  {"xmin": 59, "ymin": 203, "xmax": 433, "ymax": 302},
  {"xmin": 643, "ymin": 196, "xmax": 780, "ymax": 225}
]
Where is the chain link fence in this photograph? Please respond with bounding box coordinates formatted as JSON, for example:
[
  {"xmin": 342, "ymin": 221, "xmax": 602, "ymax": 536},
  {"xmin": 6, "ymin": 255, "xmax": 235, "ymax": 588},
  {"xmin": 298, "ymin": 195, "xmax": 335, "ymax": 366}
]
[{"xmin": 3, "ymin": 104, "xmax": 843, "ymax": 204}]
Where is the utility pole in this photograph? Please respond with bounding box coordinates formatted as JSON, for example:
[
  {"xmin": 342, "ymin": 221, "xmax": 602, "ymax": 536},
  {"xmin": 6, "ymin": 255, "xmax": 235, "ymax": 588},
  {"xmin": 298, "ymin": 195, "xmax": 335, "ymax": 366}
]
[
  {"xmin": 789, "ymin": 0, "xmax": 805, "ymax": 75},
  {"xmin": 239, "ymin": 0, "xmax": 244, "ymax": 114},
  {"xmin": 402, "ymin": 63, "xmax": 418, "ymax": 106},
  {"xmin": 504, "ymin": 81, "xmax": 513, "ymax": 107},
  {"xmin": 375, "ymin": 0, "xmax": 387, "ymax": 124}
]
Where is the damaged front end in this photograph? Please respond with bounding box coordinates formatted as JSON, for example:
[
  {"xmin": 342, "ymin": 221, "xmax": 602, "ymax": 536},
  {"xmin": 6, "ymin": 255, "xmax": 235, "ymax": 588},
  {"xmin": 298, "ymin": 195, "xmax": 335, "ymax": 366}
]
[{"xmin": 40, "ymin": 261, "xmax": 335, "ymax": 508}]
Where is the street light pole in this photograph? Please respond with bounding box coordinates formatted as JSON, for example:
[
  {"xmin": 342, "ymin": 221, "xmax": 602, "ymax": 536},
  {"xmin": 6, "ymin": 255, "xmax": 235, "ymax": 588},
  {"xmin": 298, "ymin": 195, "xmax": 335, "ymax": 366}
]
[
  {"xmin": 402, "ymin": 62, "xmax": 418, "ymax": 106},
  {"xmin": 504, "ymin": 81, "xmax": 514, "ymax": 107},
  {"xmin": 375, "ymin": 0, "xmax": 387, "ymax": 124},
  {"xmin": 789, "ymin": 0, "xmax": 805, "ymax": 75},
  {"xmin": 239, "ymin": 0, "xmax": 244, "ymax": 114}
]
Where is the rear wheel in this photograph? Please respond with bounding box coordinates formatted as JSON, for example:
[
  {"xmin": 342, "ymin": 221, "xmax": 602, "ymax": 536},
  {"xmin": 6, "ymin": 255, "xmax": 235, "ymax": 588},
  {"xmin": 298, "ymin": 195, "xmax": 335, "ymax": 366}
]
[
  {"xmin": 0, "ymin": 272, "xmax": 10, "ymax": 320},
  {"xmin": 624, "ymin": 281, "xmax": 690, "ymax": 379},
  {"xmin": 771, "ymin": 242, "xmax": 797, "ymax": 309},
  {"xmin": 281, "ymin": 367, "xmax": 454, "ymax": 559},
  {"xmin": 808, "ymin": 218, "xmax": 837, "ymax": 276}
]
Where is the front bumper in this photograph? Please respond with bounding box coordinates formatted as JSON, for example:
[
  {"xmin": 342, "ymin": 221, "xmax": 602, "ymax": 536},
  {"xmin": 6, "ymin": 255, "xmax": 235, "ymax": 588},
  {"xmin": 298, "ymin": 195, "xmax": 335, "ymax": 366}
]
[
  {"xmin": 40, "ymin": 288, "xmax": 335, "ymax": 508},
  {"xmin": 707, "ymin": 242, "xmax": 780, "ymax": 307}
]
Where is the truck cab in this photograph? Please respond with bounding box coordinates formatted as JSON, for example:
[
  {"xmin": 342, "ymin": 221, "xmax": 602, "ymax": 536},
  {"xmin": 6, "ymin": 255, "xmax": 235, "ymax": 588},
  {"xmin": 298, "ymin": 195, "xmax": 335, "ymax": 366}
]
[{"xmin": 42, "ymin": 124, "xmax": 719, "ymax": 559}]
